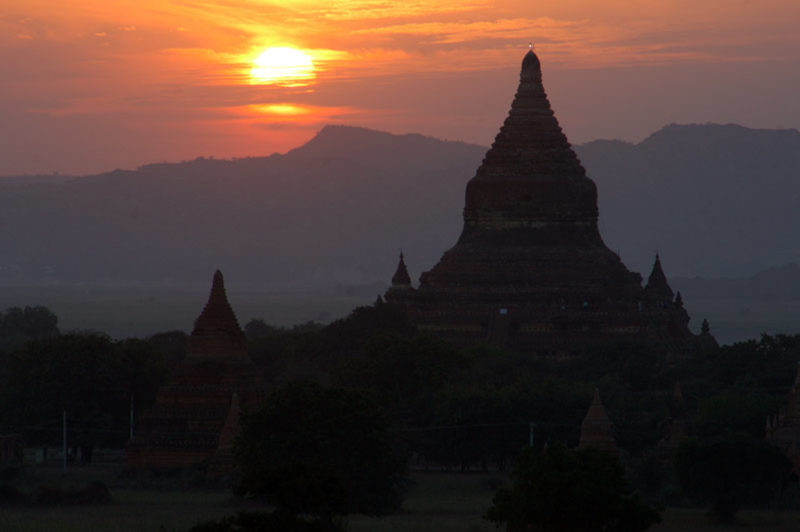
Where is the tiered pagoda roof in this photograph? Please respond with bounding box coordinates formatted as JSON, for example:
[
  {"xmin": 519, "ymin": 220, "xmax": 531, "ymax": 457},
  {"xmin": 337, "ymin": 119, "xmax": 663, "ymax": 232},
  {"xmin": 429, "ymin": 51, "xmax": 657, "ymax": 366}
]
[{"xmin": 386, "ymin": 50, "xmax": 708, "ymax": 355}]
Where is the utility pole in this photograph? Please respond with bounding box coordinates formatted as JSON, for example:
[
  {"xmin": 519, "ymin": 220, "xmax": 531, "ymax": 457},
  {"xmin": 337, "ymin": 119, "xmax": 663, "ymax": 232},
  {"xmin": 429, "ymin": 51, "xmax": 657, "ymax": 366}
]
[
  {"xmin": 130, "ymin": 393, "xmax": 135, "ymax": 440},
  {"xmin": 62, "ymin": 410, "xmax": 67, "ymax": 474}
]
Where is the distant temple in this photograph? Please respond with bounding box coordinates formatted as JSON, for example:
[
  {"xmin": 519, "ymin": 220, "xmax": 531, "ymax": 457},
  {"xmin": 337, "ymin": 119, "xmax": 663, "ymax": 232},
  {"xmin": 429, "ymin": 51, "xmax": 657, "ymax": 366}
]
[
  {"xmin": 578, "ymin": 389, "xmax": 618, "ymax": 454},
  {"xmin": 386, "ymin": 50, "xmax": 715, "ymax": 357},
  {"xmin": 766, "ymin": 362, "xmax": 800, "ymax": 474},
  {"xmin": 127, "ymin": 270, "xmax": 264, "ymax": 472}
]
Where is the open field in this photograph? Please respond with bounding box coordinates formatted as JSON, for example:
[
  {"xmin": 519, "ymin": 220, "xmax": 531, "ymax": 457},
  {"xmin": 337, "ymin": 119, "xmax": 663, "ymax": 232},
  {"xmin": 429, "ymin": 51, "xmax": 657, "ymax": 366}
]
[{"xmin": 2, "ymin": 466, "xmax": 800, "ymax": 531}]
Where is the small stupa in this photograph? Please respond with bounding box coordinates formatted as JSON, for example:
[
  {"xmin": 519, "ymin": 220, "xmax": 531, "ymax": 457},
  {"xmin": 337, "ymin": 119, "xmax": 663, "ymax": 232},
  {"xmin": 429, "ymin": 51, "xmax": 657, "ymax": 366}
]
[
  {"xmin": 126, "ymin": 270, "xmax": 265, "ymax": 471},
  {"xmin": 578, "ymin": 388, "xmax": 618, "ymax": 454}
]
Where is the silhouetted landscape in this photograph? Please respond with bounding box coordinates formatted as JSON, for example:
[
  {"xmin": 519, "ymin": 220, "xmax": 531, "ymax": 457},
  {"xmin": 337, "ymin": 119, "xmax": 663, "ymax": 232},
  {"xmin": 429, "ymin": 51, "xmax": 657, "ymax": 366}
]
[
  {"xmin": 5, "ymin": 3, "xmax": 800, "ymax": 531},
  {"xmin": 4, "ymin": 122, "xmax": 800, "ymax": 284},
  {"xmin": 3, "ymin": 123, "xmax": 800, "ymax": 343}
]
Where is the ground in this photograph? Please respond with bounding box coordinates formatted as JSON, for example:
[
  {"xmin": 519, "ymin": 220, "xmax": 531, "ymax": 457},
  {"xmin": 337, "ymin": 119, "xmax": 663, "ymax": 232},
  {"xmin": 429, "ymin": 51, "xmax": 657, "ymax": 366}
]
[{"xmin": 2, "ymin": 465, "xmax": 800, "ymax": 531}]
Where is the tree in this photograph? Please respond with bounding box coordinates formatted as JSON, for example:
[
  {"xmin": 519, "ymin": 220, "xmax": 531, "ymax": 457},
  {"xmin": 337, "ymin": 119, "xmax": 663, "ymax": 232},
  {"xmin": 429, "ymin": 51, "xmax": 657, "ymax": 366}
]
[
  {"xmin": 695, "ymin": 392, "xmax": 779, "ymax": 439},
  {"xmin": 0, "ymin": 333, "xmax": 169, "ymax": 461},
  {"xmin": 0, "ymin": 305, "xmax": 59, "ymax": 352},
  {"xmin": 675, "ymin": 437, "xmax": 792, "ymax": 522},
  {"xmin": 235, "ymin": 381, "xmax": 406, "ymax": 525},
  {"xmin": 485, "ymin": 444, "xmax": 660, "ymax": 532}
]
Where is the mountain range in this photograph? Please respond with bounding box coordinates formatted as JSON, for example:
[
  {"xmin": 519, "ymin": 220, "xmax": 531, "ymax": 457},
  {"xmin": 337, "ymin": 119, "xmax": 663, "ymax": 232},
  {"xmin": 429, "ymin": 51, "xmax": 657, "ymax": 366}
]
[{"xmin": 2, "ymin": 122, "xmax": 800, "ymax": 288}]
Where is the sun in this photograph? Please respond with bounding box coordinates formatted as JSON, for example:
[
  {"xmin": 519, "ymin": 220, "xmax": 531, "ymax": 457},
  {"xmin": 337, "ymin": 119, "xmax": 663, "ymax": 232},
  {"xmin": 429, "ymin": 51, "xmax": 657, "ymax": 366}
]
[{"xmin": 250, "ymin": 47, "xmax": 315, "ymax": 87}]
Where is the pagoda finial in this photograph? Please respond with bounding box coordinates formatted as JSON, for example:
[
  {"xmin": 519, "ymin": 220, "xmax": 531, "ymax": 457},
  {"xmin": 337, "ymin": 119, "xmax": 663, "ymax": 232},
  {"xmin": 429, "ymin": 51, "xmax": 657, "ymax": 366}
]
[
  {"xmin": 645, "ymin": 253, "xmax": 673, "ymax": 300},
  {"xmin": 520, "ymin": 46, "xmax": 541, "ymax": 82},
  {"xmin": 391, "ymin": 250, "xmax": 412, "ymax": 287},
  {"xmin": 701, "ymin": 318, "xmax": 710, "ymax": 335}
]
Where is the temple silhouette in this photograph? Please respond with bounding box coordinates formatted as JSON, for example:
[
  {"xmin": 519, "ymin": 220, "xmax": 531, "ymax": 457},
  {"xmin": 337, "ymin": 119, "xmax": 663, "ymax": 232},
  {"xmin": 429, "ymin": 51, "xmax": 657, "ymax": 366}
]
[
  {"xmin": 386, "ymin": 50, "xmax": 715, "ymax": 357},
  {"xmin": 126, "ymin": 270, "xmax": 264, "ymax": 471}
]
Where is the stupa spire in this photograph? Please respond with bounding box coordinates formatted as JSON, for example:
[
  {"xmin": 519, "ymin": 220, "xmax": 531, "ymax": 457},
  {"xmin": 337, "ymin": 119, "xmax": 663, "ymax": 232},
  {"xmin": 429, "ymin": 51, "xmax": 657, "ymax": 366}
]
[
  {"xmin": 391, "ymin": 251, "xmax": 412, "ymax": 287},
  {"xmin": 459, "ymin": 49, "xmax": 599, "ymax": 242},
  {"xmin": 474, "ymin": 49, "xmax": 584, "ymax": 181},
  {"xmin": 191, "ymin": 269, "xmax": 245, "ymax": 343},
  {"xmin": 645, "ymin": 254, "xmax": 674, "ymax": 300}
]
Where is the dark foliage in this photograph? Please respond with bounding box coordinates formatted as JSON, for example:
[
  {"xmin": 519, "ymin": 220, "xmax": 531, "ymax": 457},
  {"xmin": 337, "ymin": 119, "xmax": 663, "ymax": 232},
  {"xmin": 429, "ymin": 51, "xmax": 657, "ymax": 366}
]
[
  {"xmin": 189, "ymin": 511, "xmax": 346, "ymax": 532},
  {"xmin": 0, "ymin": 306, "xmax": 59, "ymax": 352},
  {"xmin": 32, "ymin": 481, "xmax": 111, "ymax": 506},
  {"xmin": 694, "ymin": 392, "xmax": 780, "ymax": 439},
  {"xmin": 235, "ymin": 381, "xmax": 406, "ymax": 521},
  {"xmin": 244, "ymin": 296, "xmax": 800, "ymax": 472},
  {"xmin": 0, "ymin": 332, "xmax": 169, "ymax": 455},
  {"xmin": 486, "ymin": 444, "xmax": 661, "ymax": 532},
  {"xmin": 675, "ymin": 437, "xmax": 792, "ymax": 522}
]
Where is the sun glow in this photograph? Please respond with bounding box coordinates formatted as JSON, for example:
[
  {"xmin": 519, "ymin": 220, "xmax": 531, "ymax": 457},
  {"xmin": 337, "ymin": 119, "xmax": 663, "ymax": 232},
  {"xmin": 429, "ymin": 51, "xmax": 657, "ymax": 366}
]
[{"xmin": 250, "ymin": 47, "xmax": 316, "ymax": 86}]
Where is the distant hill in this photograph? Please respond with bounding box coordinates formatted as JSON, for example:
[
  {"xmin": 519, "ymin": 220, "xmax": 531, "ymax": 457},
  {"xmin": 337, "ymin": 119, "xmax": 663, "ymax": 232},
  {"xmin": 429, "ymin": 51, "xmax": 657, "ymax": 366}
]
[
  {"xmin": 577, "ymin": 123, "xmax": 800, "ymax": 278},
  {"xmin": 2, "ymin": 122, "xmax": 799, "ymax": 286},
  {"xmin": 671, "ymin": 263, "xmax": 800, "ymax": 301},
  {"xmin": 0, "ymin": 126, "xmax": 484, "ymax": 285}
]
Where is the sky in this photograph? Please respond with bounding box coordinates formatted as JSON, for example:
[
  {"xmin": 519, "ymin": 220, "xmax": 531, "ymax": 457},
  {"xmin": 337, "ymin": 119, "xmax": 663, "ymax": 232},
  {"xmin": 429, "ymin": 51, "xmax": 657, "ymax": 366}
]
[{"xmin": 1, "ymin": 0, "xmax": 799, "ymax": 175}]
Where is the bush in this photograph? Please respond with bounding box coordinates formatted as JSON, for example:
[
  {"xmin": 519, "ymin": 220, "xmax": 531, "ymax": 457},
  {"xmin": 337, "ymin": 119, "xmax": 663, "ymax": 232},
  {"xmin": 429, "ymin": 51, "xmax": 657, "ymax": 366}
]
[
  {"xmin": 486, "ymin": 444, "xmax": 660, "ymax": 532},
  {"xmin": 235, "ymin": 381, "xmax": 406, "ymax": 523},
  {"xmin": 675, "ymin": 437, "xmax": 792, "ymax": 522}
]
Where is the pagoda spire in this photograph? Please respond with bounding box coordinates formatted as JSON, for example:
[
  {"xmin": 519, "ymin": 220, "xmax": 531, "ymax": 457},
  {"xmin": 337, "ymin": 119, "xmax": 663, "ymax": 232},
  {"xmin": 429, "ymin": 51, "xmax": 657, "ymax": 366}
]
[
  {"xmin": 474, "ymin": 49, "xmax": 585, "ymax": 181},
  {"xmin": 459, "ymin": 49, "xmax": 599, "ymax": 241},
  {"xmin": 645, "ymin": 254, "xmax": 674, "ymax": 300},
  {"xmin": 391, "ymin": 251, "xmax": 412, "ymax": 287},
  {"xmin": 191, "ymin": 270, "xmax": 245, "ymax": 342}
]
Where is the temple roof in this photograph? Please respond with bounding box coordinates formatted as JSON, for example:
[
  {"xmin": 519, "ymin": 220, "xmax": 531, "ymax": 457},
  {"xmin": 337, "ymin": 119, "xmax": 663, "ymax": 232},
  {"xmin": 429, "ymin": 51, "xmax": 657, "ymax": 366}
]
[
  {"xmin": 391, "ymin": 252, "xmax": 412, "ymax": 286},
  {"xmin": 192, "ymin": 270, "xmax": 245, "ymax": 341},
  {"xmin": 474, "ymin": 49, "xmax": 585, "ymax": 181},
  {"xmin": 645, "ymin": 254, "xmax": 674, "ymax": 300}
]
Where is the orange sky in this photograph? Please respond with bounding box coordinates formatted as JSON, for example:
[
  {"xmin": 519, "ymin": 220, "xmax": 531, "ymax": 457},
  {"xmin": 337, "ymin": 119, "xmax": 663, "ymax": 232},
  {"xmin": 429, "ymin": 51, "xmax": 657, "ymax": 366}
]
[{"xmin": 1, "ymin": 0, "xmax": 799, "ymax": 174}]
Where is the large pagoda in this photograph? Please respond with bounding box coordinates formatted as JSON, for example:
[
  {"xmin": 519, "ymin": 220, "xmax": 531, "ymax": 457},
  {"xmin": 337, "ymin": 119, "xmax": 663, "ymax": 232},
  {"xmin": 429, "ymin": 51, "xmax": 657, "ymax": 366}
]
[
  {"xmin": 126, "ymin": 270, "xmax": 265, "ymax": 471},
  {"xmin": 386, "ymin": 50, "xmax": 712, "ymax": 355}
]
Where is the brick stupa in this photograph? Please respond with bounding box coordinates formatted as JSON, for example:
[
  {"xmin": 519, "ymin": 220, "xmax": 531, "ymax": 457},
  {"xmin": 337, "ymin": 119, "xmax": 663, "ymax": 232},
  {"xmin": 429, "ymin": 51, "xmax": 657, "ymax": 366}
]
[
  {"xmin": 578, "ymin": 388, "xmax": 618, "ymax": 454},
  {"xmin": 126, "ymin": 270, "xmax": 264, "ymax": 471},
  {"xmin": 386, "ymin": 50, "xmax": 711, "ymax": 356}
]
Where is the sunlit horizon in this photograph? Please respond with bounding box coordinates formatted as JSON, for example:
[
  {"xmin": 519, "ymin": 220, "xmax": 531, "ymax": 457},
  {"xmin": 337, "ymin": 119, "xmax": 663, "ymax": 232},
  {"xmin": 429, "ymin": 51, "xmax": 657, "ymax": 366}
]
[{"xmin": 2, "ymin": 0, "xmax": 799, "ymax": 175}]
